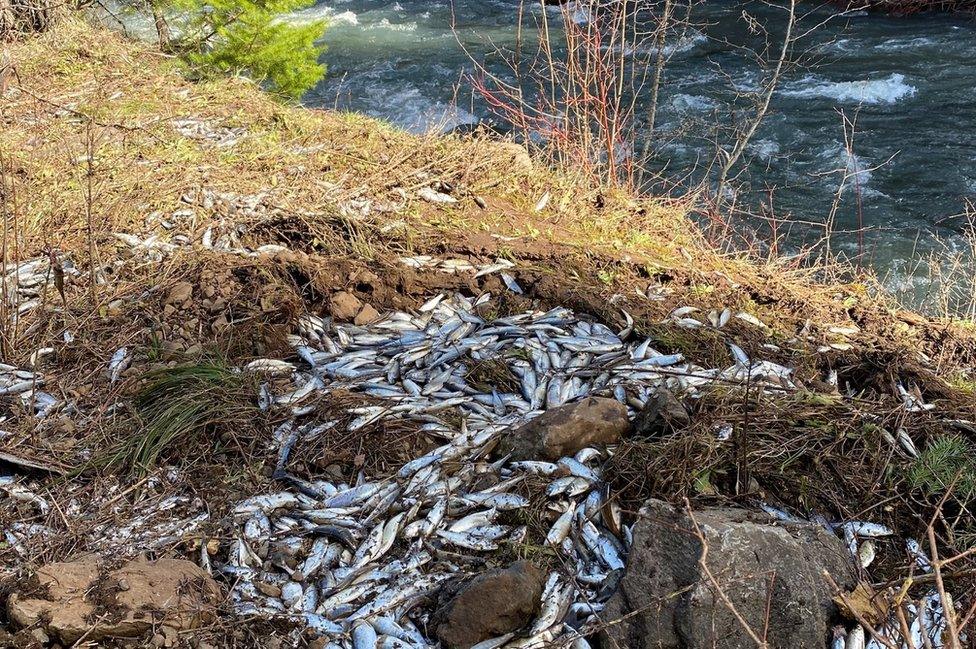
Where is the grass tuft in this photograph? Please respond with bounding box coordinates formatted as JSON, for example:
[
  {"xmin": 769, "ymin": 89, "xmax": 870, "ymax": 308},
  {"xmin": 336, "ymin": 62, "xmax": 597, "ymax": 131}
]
[{"xmin": 100, "ymin": 361, "xmax": 257, "ymax": 475}]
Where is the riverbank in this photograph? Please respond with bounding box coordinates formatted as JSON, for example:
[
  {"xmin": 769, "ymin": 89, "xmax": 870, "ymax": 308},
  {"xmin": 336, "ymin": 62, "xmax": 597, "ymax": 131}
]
[{"xmin": 2, "ymin": 19, "xmax": 976, "ymax": 648}]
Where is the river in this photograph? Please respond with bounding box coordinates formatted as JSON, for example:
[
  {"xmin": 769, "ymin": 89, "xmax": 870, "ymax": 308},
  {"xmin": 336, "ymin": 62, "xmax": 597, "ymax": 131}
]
[{"xmin": 293, "ymin": 0, "xmax": 976, "ymax": 310}]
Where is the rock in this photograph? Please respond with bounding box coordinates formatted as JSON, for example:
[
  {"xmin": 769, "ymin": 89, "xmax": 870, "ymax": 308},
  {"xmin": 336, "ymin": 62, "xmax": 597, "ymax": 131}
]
[
  {"xmin": 499, "ymin": 397, "xmax": 630, "ymax": 461},
  {"xmin": 632, "ymin": 388, "xmax": 690, "ymax": 437},
  {"xmin": 166, "ymin": 282, "xmax": 193, "ymax": 305},
  {"xmin": 7, "ymin": 557, "xmax": 221, "ymax": 645},
  {"xmin": 30, "ymin": 627, "xmax": 50, "ymax": 645},
  {"xmin": 602, "ymin": 499, "xmax": 858, "ymax": 649},
  {"xmin": 329, "ymin": 291, "xmax": 363, "ymax": 321},
  {"xmin": 353, "ymin": 303, "xmax": 381, "ymax": 326},
  {"xmin": 434, "ymin": 561, "xmax": 545, "ymax": 649}
]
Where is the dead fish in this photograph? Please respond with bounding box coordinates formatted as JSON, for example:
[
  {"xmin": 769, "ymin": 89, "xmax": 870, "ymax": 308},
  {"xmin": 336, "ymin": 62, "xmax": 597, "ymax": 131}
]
[
  {"xmin": 234, "ymin": 492, "xmax": 299, "ymax": 515},
  {"xmin": 474, "ymin": 260, "xmax": 515, "ymax": 278},
  {"xmin": 501, "ymin": 273, "xmax": 523, "ymax": 294},
  {"xmin": 534, "ymin": 192, "xmax": 550, "ymax": 212},
  {"xmin": 842, "ymin": 521, "xmax": 893, "ymax": 538},
  {"xmin": 546, "ymin": 476, "xmax": 591, "ymax": 498},
  {"xmin": 108, "ymin": 347, "xmax": 130, "ymax": 383},
  {"xmin": 352, "ymin": 620, "xmax": 378, "ymax": 649},
  {"xmin": 546, "ymin": 503, "xmax": 576, "ymax": 546},
  {"xmin": 245, "ymin": 359, "xmax": 296, "ymax": 375},
  {"xmin": 418, "ymin": 187, "xmax": 457, "ymax": 204},
  {"xmin": 858, "ymin": 540, "xmax": 876, "ymax": 568},
  {"xmin": 435, "ymin": 529, "xmax": 499, "ymax": 551},
  {"xmin": 845, "ymin": 625, "xmax": 865, "ymax": 649}
]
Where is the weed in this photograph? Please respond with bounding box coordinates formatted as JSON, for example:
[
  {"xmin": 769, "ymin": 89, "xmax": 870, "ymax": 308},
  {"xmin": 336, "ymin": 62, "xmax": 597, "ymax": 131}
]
[{"xmin": 97, "ymin": 361, "xmax": 258, "ymax": 475}]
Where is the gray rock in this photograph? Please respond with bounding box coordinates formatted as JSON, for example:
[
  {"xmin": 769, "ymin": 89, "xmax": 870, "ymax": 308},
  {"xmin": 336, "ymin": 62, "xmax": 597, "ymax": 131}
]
[
  {"xmin": 602, "ymin": 499, "xmax": 857, "ymax": 649},
  {"xmin": 499, "ymin": 397, "xmax": 630, "ymax": 461},
  {"xmin": 434, "ymin": 561, "xmax": 545, "ymax": 649},
  {"xmin": 633, "ymin": 388, "xmax": 690, "ymax": 437}
]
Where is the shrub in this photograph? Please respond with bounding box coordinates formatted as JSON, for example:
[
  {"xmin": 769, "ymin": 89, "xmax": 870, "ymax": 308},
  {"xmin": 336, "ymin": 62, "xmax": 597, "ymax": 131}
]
[{"xmin": 157, "ymin": 0, "xmax": 327, "ymax": 98}]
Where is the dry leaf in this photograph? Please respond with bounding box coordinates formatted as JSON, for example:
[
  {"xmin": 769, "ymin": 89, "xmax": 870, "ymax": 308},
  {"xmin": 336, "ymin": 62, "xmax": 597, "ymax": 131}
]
[{"xmin": 834, "ymin": 582, "xmax": 889, "ymax": 626}]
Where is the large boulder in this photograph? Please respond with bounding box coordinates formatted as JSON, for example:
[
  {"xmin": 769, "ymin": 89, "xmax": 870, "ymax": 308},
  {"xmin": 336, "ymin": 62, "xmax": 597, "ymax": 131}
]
[
  {"xmin": 7, "ymin": 556, "xmax": 221, "ymax": 644},
  {"xmin": 434, "ymin": 561, "xmax": 546, "ymax": 649},
  {"xmin": 499, "ymin": 397, "xmax": 630, "ymax": 461},
  {"xmin": 602, "ymin": 499, "xmax": 858, "ymax": 649}
]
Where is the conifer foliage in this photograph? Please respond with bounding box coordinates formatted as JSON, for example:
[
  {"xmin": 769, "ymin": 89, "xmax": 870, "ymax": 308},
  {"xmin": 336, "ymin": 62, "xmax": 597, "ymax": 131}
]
[{"xmin": 164, "ymin": 0, "xmax": 327, "ymax": 98}]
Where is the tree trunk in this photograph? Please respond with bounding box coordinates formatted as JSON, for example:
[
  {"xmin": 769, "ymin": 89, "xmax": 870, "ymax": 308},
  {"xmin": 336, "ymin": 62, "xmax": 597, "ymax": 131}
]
[{"xmin": 0, "ymin": 0, "xmax": 66, "ymax": 41}]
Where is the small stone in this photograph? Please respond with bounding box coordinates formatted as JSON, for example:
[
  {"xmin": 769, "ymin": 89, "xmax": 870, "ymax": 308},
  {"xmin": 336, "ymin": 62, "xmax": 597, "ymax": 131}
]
[
  {"xmin": 30, "ymin": 628, "xmax": 50, "ymax": 645},
  {"xmin": 329, "ymin": 291, "xmax": 363, "ymax": 321},
  {"xmin": 632, "ymin": 388, "xmax": 690, "ymax": 437},
  {"xmin": 353, "ymin": 304, "xmax": 381, "ymax": 326},
  {"xmin": 434, "ymin": 561, "xmax": 546, "ymax": 649},
  {"xmin": 166, "ymin": 282, "xmax": 193, "ymax": 305},
  {"xmin": 160, "ymin": 626, "xmax": 179, "ymax": 647},
  {"xmin": 499, "ymin": 397, "xmax": 631, "ymax": 461},
  {"xmin": 254, "ymin": 581, "xmax": 281, "ymax": 598}
]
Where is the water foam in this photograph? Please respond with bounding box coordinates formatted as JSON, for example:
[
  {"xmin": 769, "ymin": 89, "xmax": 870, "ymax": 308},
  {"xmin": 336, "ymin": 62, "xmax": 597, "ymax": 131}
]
[
  {"xmin": 781, "ymin": 73, "xmax": 917, "ymax": 105},
  {"xmin": 364, "ymin": 18, "xmax": 417, "ymax": 32},
  {"xmin": 875, "ymin": 36, "xmax": 937, "ymax": 51},
  {"xmin": 284, "ymin": 5, "xmax": 358, "ymax": 26},
  {"xmin": 670, "ymin": 93, "xmax": 718, "ymax": 112},
  {"xmin": 363, "ymin": 85, "xmax": 478, "ymax": 134}
]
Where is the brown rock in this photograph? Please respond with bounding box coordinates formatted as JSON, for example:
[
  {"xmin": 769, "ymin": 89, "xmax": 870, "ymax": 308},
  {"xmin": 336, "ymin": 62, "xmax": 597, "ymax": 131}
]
[
  {"xmin": 329, "ymin": 291, "xmax": 363, "ymax": 321},
  {"xmin": 434, "ymin": 561, "xmax": 545, "ymax": 649},
  {"xmin": 166, "ymin": 282, "xmax": 194, "ymax": 305},
  {"xmin": 499, "ymin": 397, "xmax": 631, "ymax": 461},
  {"xmin": 353, "ymin": 303, "xmax": 381, "ymax": 326},
  {"xmin": 7, "ymin": 557, "xmax": 221, "ymax": 645}
]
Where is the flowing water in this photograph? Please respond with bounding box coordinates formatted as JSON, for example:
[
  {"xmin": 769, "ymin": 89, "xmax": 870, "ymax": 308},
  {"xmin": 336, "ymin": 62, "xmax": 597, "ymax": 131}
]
[{"xmin": 294, "ymin": 0, "xmax": 976, "ymax": 306}]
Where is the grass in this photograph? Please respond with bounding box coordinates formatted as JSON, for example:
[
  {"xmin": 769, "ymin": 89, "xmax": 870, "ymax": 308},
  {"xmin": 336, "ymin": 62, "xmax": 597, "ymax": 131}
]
[
  {"xmin": 97, "ymin": 361, "xmax": 258, "ymax": 475},
  {"xmin": 908, "ymin": 434, "xmax": 976, "ymax": 500}
]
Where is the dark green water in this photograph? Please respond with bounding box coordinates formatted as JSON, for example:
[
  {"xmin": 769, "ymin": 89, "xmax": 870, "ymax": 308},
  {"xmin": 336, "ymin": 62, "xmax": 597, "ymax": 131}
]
[{"xmin": 293, "ymin": 1, "xmax": 976, "ymax": 305}]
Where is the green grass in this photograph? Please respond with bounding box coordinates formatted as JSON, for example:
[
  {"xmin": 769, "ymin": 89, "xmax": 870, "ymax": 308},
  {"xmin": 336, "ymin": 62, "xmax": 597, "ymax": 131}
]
[{"xmin": 99, "ymin": 361, "xmax": 258, "ymax": 475}]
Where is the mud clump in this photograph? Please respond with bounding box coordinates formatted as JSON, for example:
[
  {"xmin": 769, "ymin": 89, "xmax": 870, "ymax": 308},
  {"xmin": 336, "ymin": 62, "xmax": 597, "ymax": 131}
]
[
  {"xmin": 328, "ymin": 290, "xmax": 364, "ymax": 321},
  {"xmin": 7, "ymin": 556, "xmax": 221, "ymax": 645}
]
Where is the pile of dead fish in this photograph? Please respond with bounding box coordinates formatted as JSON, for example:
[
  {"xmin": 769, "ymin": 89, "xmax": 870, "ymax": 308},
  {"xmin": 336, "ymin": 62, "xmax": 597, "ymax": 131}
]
[{"xmin": 221, "ymin": 292, "xmax": 800, "ymax": 647}]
